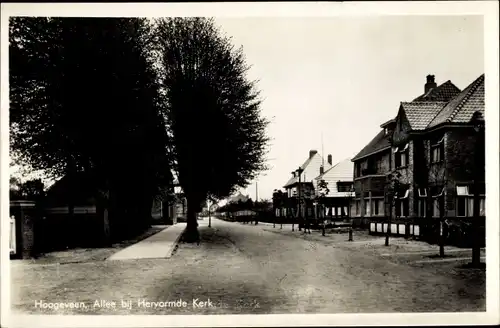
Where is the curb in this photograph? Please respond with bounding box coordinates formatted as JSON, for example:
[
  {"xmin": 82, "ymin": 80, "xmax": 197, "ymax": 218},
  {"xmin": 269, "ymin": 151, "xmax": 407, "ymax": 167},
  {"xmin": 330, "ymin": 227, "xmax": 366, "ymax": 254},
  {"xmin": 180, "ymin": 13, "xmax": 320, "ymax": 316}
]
[{"xmin": 165, "ymin": 224, "xmax": 186, "ymax": 259}]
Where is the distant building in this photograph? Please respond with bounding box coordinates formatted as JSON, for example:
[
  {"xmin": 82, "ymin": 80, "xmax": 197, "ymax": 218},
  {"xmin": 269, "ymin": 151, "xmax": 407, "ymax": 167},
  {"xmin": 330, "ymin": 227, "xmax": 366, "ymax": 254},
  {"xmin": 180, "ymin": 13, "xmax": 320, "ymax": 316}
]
[
  {"xmin": 276, "ymin": 150, "xmax": 332, "ymax": 220},
  {"xmin": 314, "ymin": 158, "xmax": 354, "ymax": 223}
]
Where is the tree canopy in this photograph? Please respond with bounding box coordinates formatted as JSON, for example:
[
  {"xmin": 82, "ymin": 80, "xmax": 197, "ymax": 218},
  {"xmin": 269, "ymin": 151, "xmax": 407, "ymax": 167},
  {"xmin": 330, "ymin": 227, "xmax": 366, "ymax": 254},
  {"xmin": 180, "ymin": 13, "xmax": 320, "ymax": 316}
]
[
  {"xmin": 154, "ymin": 18, "xmax": 269, "ymax": 239},
  {"xmin": 9, "ymin": 17, "xmax": 173, "ymax": 239}
]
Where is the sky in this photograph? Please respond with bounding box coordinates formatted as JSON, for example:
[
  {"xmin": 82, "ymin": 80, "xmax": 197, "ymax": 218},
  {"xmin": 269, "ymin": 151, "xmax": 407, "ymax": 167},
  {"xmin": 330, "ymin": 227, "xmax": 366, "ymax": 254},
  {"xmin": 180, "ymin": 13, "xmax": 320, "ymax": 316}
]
[
  {"xmin": 214, "ymin": 16, "xmax": 485, "ymax": 201},
  {"xmin": 6, "ymin": 14, "xmax": 485, "ymax": 202}
]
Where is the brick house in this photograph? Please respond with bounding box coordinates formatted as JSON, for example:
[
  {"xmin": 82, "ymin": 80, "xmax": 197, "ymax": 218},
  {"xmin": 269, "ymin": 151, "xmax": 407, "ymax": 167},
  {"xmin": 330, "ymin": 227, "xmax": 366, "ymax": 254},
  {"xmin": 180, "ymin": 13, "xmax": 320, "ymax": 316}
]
[
  {"xmin": 351, "ymin": 75, "xmax": 462, "ymax": 229},
  {"xmin": 277, "ymin": 150, "xmax": 332, "ymax": 220},
  {"xmin": 314, "ymin": 158, "xmax": 355, "ymax": 224},
  {"xmin": 351, "ymin": 117, "xmax": 399, "ymax": 227},
  {"xmin": 390, "ymin": 74, "xmax": 485, "ymax": 244}
]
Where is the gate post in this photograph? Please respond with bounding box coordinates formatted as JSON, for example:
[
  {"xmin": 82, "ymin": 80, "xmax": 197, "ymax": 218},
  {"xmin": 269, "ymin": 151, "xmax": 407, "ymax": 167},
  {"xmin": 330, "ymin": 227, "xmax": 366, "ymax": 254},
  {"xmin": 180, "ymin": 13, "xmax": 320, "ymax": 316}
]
[{"xmin": 10, "ymin": 200, "xmax": 38, "ymax": 259}]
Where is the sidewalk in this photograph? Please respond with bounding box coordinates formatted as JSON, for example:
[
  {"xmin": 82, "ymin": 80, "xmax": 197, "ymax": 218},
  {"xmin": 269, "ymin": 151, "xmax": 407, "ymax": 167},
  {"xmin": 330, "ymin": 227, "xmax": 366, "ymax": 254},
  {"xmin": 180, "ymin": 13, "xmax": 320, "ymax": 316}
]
[
  {"xmin": 259, "ymin": 224, "xmax": 486, "ymax": 267},
  {"xmin": 107, "ymin": 223, "xmax": 186, "ymax": 261}
]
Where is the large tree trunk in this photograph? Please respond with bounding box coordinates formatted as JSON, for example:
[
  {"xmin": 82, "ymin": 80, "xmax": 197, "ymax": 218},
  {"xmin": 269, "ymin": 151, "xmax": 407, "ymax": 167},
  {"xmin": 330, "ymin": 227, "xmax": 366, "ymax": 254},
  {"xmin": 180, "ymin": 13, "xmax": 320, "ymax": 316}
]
[{"xmin": 183, "ymin": 195, "xmax": 200, "ymax": 243}]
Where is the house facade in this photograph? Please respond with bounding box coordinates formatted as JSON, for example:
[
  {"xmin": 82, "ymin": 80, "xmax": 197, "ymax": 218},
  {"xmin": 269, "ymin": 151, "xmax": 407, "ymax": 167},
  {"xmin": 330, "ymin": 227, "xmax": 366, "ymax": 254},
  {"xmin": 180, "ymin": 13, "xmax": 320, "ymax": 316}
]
[
  {"xmin": 314, "ymin": 158, "xmax": 355, "ymax": 224},
  {"xmin": 275, "ymin": 150, "xmax": 332, "ymax": 220},
  {"xmin": 391, "ymin": 74, "xmax": 485, "ymax": 244},
  {"xmin": 351, "ymin": 119, "xmax": 395, "ymax": 227},
  {"xmin": 353, "ymin": 74, "xmax": 485, "ymax": 245}
]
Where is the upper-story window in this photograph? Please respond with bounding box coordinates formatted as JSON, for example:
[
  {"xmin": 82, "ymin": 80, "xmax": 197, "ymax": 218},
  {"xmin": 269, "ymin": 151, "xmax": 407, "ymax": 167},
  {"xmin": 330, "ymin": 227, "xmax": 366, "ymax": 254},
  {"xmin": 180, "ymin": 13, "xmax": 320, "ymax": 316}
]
[
  {"xmin": 394, "ymin": 143, "xmax": 409, "ymax": 168},
  {"xmin": 337, "ymin": 182, "xmax": 353, "ymax": 192},
  {"xmin": 430, "ymin": 135, "xmax": 445, "ymax": 163}
]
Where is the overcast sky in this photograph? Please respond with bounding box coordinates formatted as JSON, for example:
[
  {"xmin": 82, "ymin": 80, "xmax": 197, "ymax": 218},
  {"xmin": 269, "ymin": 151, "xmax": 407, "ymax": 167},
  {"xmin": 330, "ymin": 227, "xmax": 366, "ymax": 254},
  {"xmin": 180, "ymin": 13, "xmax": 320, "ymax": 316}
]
[{"xmin": 214, "ymin": 16, "xmax": 484, "ymax": 201}]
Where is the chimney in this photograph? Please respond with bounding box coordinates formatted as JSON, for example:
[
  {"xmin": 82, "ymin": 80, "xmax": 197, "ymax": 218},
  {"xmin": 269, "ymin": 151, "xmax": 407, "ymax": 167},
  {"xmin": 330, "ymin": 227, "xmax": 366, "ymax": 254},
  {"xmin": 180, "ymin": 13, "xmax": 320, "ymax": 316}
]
[
  {"xmin": 320, "ymin": 166, "xmax": 324, "ymax": 175},
  {"xmin": 425, "ymin": 74, "xmax": 437, "ymax": 94},
  {"xmin": 309, "ymin": 150, "xmax": 318, "ymax": 159},
  {"xmin": 327, "ymin": 154, "xmax": 332, "ymax": 165}
]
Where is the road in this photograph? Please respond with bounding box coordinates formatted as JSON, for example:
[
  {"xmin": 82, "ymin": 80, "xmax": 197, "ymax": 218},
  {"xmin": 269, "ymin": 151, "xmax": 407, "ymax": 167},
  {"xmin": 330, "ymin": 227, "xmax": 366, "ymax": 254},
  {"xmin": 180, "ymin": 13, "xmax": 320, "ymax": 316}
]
[{"xmin": 11, "ymin": 218, "xmax": 485, "ymax": 315}]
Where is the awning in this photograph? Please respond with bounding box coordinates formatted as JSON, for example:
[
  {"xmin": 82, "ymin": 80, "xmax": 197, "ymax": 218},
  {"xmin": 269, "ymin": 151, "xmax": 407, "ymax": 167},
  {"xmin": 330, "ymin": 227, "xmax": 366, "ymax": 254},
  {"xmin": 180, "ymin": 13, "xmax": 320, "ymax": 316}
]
[
  {"xmin": 432, "ymin": 187, "xmax": 445, "ymax": 198},
  {"xmin": 418, "ymin": 188, "xmax": 427, "ymax": 197},
  {"xmin": 456, "ymin": 186, "xmax": 469, "ymax": 196},
  {"xmin": 399, "ymin": 189, "xmax": 410, "ymax": 199}
]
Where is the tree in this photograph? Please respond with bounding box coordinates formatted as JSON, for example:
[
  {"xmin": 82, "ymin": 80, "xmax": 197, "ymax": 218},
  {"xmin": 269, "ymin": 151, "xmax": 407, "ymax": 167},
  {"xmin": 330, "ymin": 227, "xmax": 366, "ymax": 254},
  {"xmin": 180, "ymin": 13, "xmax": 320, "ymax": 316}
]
[
  {"xmin": 314, "ymin": 179, "xmax": 330, "ymax": 236},
  {"xmin": 427, "ymin": 159, "xmax": 447, "ymax": 257},
  {"xmin": 154, "ymin": 18, "xmax": 269, "ymax": 242},
  {"xmin": 18, "ymin": 179, "xmax": 46, "ymax": 201},
  {"xmin": 9, "ymin": 17, "xmax": 172, "ymax": 241},
  {"xmin": 384, "ymin": 170, "xmax": 402, "ymax": 246}
]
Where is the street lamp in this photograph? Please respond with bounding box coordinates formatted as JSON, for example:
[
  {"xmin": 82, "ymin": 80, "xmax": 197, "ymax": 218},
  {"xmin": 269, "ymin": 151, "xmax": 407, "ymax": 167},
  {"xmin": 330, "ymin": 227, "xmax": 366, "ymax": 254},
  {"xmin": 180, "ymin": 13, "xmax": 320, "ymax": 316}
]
[{"xmin": 348, "ymin": 186, "xmax": 355, "ymax": 241}]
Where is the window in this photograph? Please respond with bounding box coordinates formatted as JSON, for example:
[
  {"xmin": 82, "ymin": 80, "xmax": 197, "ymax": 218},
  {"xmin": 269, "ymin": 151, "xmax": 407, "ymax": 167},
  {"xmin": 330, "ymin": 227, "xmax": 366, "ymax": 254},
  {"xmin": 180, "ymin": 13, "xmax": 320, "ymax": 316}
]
[
  {"xmin": 356, "ymin": 163, "xmax": 361, "ymax": 177},
  {"xmin": 395, "ymin": 199, "xmax": 401, "ymax": 217},
  {"xmin": 432, "ymin": 187, "xmax": 444, "ymax": 217},
  {"xmin": 417, "ymin": 188, "xmax": 427, "ymax": 217},
  {"xmin": 395, "ymin": 144, "xmax": 409, "ymax": 168},
  {"xmin": 431, "ymin": 136, "xmax": 445, "ymax": 163},
  {"xmin": 456, "ymin": 185, "xmax": 486, "ymax": 217},
  {"xmin": 355, "ymin": 200, "xmax": 361, "ymax": 216},
  {"xmin": 418, "ymin": 198, "xmax": 427, "ymax": 217},
  {"xmin": 372, "ymin": 199, "xmax": 384, "ymax": 216},
  {"xmin": 337, "ymin": 182, "xmax": 353, "ymax": 192},
  {"xmin": 364, "ymin": 199, "xmax": 371, "ymax": 216},
  {"xmin": 400, "ymin": 189, "xmax": 409, "ymax": 217}
]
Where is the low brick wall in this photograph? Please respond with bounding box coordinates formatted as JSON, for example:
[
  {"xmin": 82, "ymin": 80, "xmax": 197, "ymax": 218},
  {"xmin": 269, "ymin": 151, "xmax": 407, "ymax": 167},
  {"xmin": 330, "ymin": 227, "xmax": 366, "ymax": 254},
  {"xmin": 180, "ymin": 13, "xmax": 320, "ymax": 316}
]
[
  {"xmin": 36, "ymin": 213, "xmax": 107, "ymax": 253},
  {"xmin": 367, "ymin": 216, "xmax": 485, "ymax": 248}
]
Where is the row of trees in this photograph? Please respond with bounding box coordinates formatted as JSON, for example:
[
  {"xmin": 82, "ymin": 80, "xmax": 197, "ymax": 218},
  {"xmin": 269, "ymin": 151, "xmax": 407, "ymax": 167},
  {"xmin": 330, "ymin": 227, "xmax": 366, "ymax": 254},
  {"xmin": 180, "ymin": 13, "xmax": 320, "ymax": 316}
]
[
  {"xmin": 9, "ymin": 17, "xmax": 269, "ymax": 242},
  {"xmin": 216, "ymin": 199, "xmax": 272, "ymax": 216}
]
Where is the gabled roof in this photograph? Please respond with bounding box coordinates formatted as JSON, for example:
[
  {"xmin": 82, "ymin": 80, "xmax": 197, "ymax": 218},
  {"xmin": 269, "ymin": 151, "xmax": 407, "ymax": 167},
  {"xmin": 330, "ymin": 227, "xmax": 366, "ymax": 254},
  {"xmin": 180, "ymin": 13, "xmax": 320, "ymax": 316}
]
[
  {"xmin": 229, "ymin": 192, "xmax": 250, "ymax": 203},
  {"xmin": 315, "ymin": 158, "xmax": 355, "ymax": 198},
  {"xmin": 400, "ymin": 101, "xmax": 448, "ymax": 130},
  {"xmin": 412, "ymin": 80, "xmax": 461, "ymax": 102},
  {"xmin": 351, "ymin": 129, "xmax": 391, "ymax": 162},
  {"xmin": 427, "ymin": 74, "xmax": 485, "ymax": 129},
  {"xmin": 283, "ymin": 152, "xmax": 330, "ymax": 188}
]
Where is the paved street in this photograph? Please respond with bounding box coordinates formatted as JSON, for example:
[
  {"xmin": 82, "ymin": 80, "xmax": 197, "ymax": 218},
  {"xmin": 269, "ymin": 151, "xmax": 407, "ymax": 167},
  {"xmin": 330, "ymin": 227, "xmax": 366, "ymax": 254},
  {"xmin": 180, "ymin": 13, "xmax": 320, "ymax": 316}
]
[{"xmin": 11, "ymin": 218, "xmax": 485, "ymax": 315}]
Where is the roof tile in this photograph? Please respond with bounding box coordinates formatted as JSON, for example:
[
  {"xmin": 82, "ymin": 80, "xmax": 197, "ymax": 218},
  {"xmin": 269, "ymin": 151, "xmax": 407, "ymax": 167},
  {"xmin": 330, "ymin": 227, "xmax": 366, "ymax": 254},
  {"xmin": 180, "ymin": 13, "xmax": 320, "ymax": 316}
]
[
  {"xmin": 412, "ymin": 80, "xmax": 461, "ymax": 102},
  {"xmin": 351, "ymin": 129, "xmax": 391, "ymax": 162},
  {"xmin": 401, "ymin": 101, "xmax": 447, "ymax": 130},
  {"xmin": 427, "ymin": 74, "xmax": 485, "ymax": 128}
]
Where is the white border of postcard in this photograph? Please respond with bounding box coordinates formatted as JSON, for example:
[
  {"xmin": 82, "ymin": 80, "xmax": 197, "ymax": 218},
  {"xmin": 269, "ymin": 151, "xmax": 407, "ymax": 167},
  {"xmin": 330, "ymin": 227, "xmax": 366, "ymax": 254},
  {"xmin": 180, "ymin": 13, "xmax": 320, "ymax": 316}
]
[{"xmin": 1, "ymin": 1, "xmax": 499, "ymax": 327}]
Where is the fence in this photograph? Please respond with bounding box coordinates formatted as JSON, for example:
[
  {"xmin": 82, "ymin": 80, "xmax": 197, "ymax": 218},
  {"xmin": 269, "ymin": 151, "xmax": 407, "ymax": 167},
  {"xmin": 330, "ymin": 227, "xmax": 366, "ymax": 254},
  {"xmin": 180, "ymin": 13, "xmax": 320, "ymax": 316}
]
[
  {"xmin": 10, "ymin": 216, "xmax": 16, "ymax": 255},
  {"xmin": 369, "ymin": 222, "xmax": 420, "ymax": 237}
]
